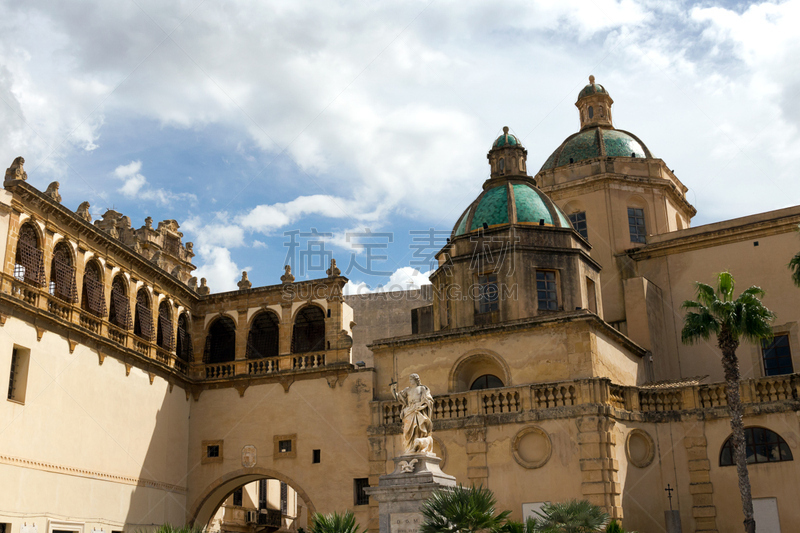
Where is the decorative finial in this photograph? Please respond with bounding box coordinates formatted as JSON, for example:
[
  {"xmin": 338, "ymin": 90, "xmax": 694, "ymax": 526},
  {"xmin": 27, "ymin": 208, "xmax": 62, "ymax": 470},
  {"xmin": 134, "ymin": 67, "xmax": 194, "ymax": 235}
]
[
  {"xmin": 327, "ymin": 258, "xmax": 341, "ymax": 278},
  {"xmin": 502, "ymin": 126, "xmax": 509, "ymax": 134},
  {"xmin": 237, "ymin": 270, "xmax": 252, "ymax": 290},
  {"xmin": 589, "ymin": 75, "xmax": 595, "ymax": 85},
  {"xmin": 5, "ymin": 156, "xmax": 27, "ymax": 183},
  {"xmin": 281, "ymin": 264, "xmax": 295, "ymax": 284}
]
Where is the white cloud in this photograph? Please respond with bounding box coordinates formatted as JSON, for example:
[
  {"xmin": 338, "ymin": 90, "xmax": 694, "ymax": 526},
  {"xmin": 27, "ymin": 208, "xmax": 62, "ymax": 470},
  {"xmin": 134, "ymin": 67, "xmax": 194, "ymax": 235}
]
[
  {"xmin": 344, "ymin": 267, "xmax": 432, "ymax": 295},
  {"xmin": 112, "ymin": 160, "xmax": 196, "ymax": 206},
  {"xmin": 252, "ymin": 240, "xmax": 267, "ymax": 248},
  {"xmin": 192, "ymin": 245, "xmax": 242, "ymax": 293}
]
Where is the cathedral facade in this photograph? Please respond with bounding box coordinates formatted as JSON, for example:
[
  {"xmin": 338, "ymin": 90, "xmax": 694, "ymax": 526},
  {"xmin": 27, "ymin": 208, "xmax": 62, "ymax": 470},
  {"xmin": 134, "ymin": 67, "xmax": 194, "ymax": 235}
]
[{"xmin": 0, "ymin": 78, "xmax": 799, "ymax": 533}]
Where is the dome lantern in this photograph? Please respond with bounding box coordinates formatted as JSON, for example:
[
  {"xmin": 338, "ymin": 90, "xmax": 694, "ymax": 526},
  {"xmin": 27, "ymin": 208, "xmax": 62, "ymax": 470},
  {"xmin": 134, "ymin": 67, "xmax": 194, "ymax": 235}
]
[
  {"xmin": 487, "ymin": 126, "xmax": 528, "ymax": 182},
  {"xmin": 576, "ymin": 75, "xmax": 614, "ymax": 131}
]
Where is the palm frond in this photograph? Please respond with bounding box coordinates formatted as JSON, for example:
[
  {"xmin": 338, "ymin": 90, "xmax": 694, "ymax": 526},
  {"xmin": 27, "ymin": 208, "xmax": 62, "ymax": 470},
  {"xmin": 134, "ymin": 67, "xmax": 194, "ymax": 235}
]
[
  {"xmin": 309, "ymin": 511, "xmax": 362, "ymax": 533},
  {"xmin": 716, "ymin": 271, "xmax": 734, "ymax": 302},
  {"xmin": 421, "ymin": 485, "xmax": 510, "ymax": 533},
  {"xmin": 680, "ymin": 309, "xmax": 718, "ymax": 345},
  {"xmin": 531, "ymin": 499, "xmax": 609, "ymax": 532}
]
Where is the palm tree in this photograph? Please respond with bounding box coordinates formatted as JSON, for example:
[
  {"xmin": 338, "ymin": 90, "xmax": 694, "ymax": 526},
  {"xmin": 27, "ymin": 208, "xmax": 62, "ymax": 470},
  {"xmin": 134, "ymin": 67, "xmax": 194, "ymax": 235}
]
[
  {"xmin": 790, "ymin": 225, "xmax": 800, "ymax": 287},
  {"xmin": 681, "ymin": 271, "xmax": 775, "ymax": 533},
  {"xmin": 529, "ymin": 500, "xmax": 609, "ymax": 532},
  {"xmin": 309, "ymin": 510, "xmax": 362, "ymax": 533},
  {"xmin": 420, "ymin": 485, "xmax": 511, "ymax": 533}
]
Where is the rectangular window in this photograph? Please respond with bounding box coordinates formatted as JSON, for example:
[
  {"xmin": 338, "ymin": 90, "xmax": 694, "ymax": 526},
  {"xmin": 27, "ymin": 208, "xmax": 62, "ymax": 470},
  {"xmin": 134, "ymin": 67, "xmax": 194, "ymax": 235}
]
[
  {"xmin": 233, "ymin": 487, "xmax": 243, "ymax": 506},
  {"xmin": 536, "ymin": 271, "xmax": 558, "ymax": 311},
  {"xmin": 280, "ymin": 482, "xmax": 288, "ymax": 514},
  {"xmin": 259, "ymin": 479, "xmax": 267, "ymax": 509},
  {"xmin": 7, "ymin": 347, "xmax": 30, "ymax": 404},
  {"xmin": 478, "ymin": 273, "xmax": 499, "ymax": 314},
  {"xmin": 628, "ymin": 207, "xmax": 647, "ymax": 243},
  {"xmin": 279, "ymin": 440, "xmax": 292, "ymax": 453},
  {"xmin": 568, "ymin": 212, "xmax": 588, "ymax": 240},
  {"xmin": 207, "ymin": 445, "xmax": 220, "ymax": 458},
  {"xmin": 411, "ymin": 305, "xmax": 433, "ymax": 334},
  {"xmin": 312, "ymin": 449, "xmax": 321, "ymax": 464},
  {"xmin": 762, "ymin": 335, "xmax": 793, "ymax": 376},
  {"xmin": 354, "ymin": 478, "xmax": 370, "ymax": 505},
  {"xmin": 586, "ymin": 277, "xmax": 597, "ymax": 314}
]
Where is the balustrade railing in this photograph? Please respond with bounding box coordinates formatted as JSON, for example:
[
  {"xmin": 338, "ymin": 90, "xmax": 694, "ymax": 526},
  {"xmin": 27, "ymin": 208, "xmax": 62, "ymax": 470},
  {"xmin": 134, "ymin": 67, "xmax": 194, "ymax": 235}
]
[
  {"xmin": 293, "ymin": 352, "xmax": 326, "ymax": 370},
  {"xmin": 249, "ymin": 358, "xmax": 280, "ymax": 375},
  {"xmin": 434, "ymin": 394, "xmax": 469, "ymax": 419},
  {"xmin": 481, "ymin": 388, "xmax": 521, "ymax": 414},
  {"xmin": 205, "ymin": 362, "xmax": 235, "ymax": 379},
  {"xmin": 11, "ymin": 279, "xmax": 38, "ymax": 306},
  {"xmin": 639, "ymin": 388, "xmax": 682, "ymax": 412},
  {"xmin": 699, "ymin": 384, "xmax": 728, "ymax": 408},
  {"xmin": 531, "ymin": 382, "xmax": 579, "ymax": 408},
  {"xmin": 79, "ymin": 311, "xmax": 101, "ymax": 334}
]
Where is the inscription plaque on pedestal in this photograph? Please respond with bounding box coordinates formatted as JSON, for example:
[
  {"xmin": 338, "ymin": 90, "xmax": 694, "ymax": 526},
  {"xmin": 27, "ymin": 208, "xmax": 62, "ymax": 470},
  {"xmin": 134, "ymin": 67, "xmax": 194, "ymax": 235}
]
[{"xmin": 390, "ymin": 513, "xmax": 422, "ymax": 533}]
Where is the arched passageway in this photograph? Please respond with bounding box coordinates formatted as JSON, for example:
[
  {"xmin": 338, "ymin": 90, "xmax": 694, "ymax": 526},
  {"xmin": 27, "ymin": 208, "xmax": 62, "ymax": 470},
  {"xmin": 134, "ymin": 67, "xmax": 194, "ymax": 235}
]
[{"xmin": 190, "ymin": 468, "xmax": 316, "ymax": 529}]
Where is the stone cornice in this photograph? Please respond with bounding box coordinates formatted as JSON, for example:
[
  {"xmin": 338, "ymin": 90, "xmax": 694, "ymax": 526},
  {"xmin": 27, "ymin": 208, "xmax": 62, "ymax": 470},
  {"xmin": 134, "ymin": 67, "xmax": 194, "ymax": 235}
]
[
  {"xmin": 539, "ymin": 170, "xmax": 697, "ymax": 217},
  {"xmin": 368, "ymin": 309, "xmax": 646, "ymax": 357},
  {"xmin": 627, "ymin": 206, "xmax": 800, "ymax": 260},
  {"xmin": 6, "ymin": 181, "xmax": 199, "ymax": 302}
]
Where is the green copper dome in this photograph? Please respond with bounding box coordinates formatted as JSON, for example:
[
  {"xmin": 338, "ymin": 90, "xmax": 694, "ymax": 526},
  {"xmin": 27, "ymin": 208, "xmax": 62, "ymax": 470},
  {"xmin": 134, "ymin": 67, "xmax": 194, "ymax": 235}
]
[
  {"xmin": 492, "ymin": 126, "xmax": 522, "ymax": 148},
  {"xmin": 539, "ymin": 128, "xmax": 652, "ymax": 172},
  {"xmin": 578, "ymin": 83, "xmax": 608, "ymax": 100},
  {"xmin": 453, "ymin": 181, "xmax": 573, "ymax": 237}
]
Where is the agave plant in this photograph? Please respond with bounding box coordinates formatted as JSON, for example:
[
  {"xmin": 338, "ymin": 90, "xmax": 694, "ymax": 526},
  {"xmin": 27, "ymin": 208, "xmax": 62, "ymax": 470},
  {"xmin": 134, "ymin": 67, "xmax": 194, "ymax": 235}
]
[
  {"xmin": 529, "ymin": 499, "xmax": 609, "ymax": 533},
  {"xmin": 309, "ymin": 511, "xmax": 363, "ymax": 533},
  {"xmin": 420, "ymin": 485, "xmax": 511, "ymax": 533}
]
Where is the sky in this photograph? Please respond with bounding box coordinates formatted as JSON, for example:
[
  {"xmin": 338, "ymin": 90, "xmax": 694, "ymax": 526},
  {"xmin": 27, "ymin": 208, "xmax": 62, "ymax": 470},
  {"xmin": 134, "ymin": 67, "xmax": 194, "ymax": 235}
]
[{"xmin": 1, "ymin": 0, "xmax": 799, "ymax": 293}]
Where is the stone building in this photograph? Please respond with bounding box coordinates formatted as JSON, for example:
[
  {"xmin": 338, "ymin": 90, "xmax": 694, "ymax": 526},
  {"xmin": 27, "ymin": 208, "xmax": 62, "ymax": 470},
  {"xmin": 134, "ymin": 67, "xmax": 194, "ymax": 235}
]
[{"xmin": 1, "ymin": 78, "xmax": 799, "ymax": 533}]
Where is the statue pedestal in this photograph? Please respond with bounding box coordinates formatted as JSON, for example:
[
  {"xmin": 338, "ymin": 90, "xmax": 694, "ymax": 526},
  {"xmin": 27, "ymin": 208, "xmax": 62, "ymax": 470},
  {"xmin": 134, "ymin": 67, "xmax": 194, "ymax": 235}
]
[
  {"xmin": 366, "ymin": 453, "xmax": 456, "ymax": 533},
  {"xmin": 664, "ymin": 510, "xmax": 682, "ymax": 533}
]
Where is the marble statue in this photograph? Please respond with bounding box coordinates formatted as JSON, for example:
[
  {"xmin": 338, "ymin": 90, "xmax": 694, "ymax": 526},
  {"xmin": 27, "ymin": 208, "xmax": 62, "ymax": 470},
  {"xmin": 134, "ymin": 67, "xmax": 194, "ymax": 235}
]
[{"xmin": 391, "ymin": 373, "xmax": 434, "ymax": 454}]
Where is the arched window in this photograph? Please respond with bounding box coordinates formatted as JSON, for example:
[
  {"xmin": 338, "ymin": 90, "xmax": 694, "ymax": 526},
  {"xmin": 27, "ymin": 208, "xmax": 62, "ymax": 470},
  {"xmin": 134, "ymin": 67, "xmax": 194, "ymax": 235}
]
[
  {"xmin": 588, "ymin": 106, "xmax": 594, "ymax": 119},
  {"xmin": 720, "ymin": 427, "xmax": 793, "ymax": 466},
  {"xmin": 470, "ymin": 374, "xmax": 504, "ymax": 390},
  {"xmin": 81, "ymin": 261, "xmax": 106, "ymax": 316},
  {"xmin": 247, "ymin": 312, "xmax": 280, "ymax": 359},
  {"xmin": 50, "ymin": 241, "xmax": 77, "ymax": 302},
  {"xmin": 134, "ymin": 288, "xmax": 153, "ymax": 341},
  {"xmin": 292, "ymin": 306, "xmax": 325, "ymax": 353},
  {"xmin": 176, "ymin": 313, "xmax": 193, "ymax": 362},
  {"xmin": 498, "ymin": 158, "xmax": 505, "ymax": 174},
  {"xmin": 204, "ymin": 316, "xmax": 236, "ymax": 363},
  {"xmin": 156, "ymin": 300, "xmax": 173, "ymax": 350},
  {"xmin": 109, "ymin": 275, "xmax": 132, "ymax": 329},
  {"xmin": 14, "ymin": 223, "xmax": 45, "ymax": 286}
]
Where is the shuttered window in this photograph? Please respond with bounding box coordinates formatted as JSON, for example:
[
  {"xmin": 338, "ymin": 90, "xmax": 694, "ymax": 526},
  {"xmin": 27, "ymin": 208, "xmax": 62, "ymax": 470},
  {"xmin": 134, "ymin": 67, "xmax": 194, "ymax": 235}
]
[
  {"xmin": 291, "ymin": 307, "xmax": 325, "ymax": 353},
  {"xmin": 109, "ymin": 280, "xmax": 132, "ymax": 329},
  {"xmin": 157, "ymin": 303, "xmax": 173, "ymax": 350},
  {"xmin": 247, "ymin": 312, "xmax": 280, "ymax": 359},
  {"xmin": 14, "ymin": 224, "xmax": 45, "ymax": 287},
  {"xmin": 134, "ymin": 290, "xmax": 152, "ymax": 340},
  {"xmin": 82, "ymin": 263, "xmax": 106, "ymax": 317},
  {"xmin": 176, "ymin": 314, "xmax": 193, "ymax": 362},
  {"xmin": 51, "ymin": 244, "xmax": 77, "ymax": 303}
]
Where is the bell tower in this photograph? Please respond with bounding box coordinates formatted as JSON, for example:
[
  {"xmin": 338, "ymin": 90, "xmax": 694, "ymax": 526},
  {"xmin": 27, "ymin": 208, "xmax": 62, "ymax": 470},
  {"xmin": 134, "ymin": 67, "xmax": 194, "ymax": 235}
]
[{"xmin": 576, "ymin": 75, "xmax": 614, "ymax": 130}]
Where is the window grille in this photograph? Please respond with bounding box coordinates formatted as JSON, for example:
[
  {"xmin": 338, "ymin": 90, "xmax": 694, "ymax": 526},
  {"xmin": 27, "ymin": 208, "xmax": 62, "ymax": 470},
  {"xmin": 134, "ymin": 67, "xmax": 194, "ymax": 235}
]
[
  {"xmin": 109, "ymin": 277, "xmax": 132, "ymax": 330},
  {"xmin": 134, "ymin": 290, "xmax": 152, "ymax": 340},
  {"xmin": 51, "ymin": 245, "xmax": 77, "ymax": 303},
  {"xmin": 291, "ymin": 307, "xmax": 325, "ymax": 353},
  {"xmin": 568, "ymin": 212, "xmax": 588, "ymax": 240},
  {"xmin": 233, "ymin": 488, "xmax": 243, "ymax": 507},
  {"xmin": 353, "ymin": 478, "xmax": 370, "ymax": 505},
  {"xmin": 280, "ymin": 482, "xmax": 288, "ymax": 514},
  {"xmin": 536, "ymin": 271, "xmax": 558, "ymax": 310},
  {"xmin": 7, "ymin": 348, "xmax": 18, "ymax": 400},
  {"xmin": 165, "ymin": 235, "xmax": 181, "ymax": 256},
  {"xmin": 177, "ymin": 314, "xmax": 193, "ymax": 362},
  {"xmin": 720, "ymin": 427, "xmax": 793, "ymax": 466},
  {"xmin": 478, "ymin": 274, "xmax": 499, "ymax": 313},
  {"xmin": 157, "ymin": 303, "xmax": 174, "ymax": 350},
  {"xmin": 15, "ymin": 225, "xmax": 45, "ymax": 287},
  {"xmin": 82, "ymin": 264, "xmax": 106, "ymax": 317},
  {"xmin": 628, "ymin": 207, "xmax": 647, "ymax": 244},
  {"xmin": 762, "ymin": 335, "xmax": 793, "ymax": 376},
  {"xmin": 247, "ymin": 312, "xmax": 280, "ymax": 359},
  {"xmin": 204, "ymin": 317, "xmax": 236, "ymax": 363}
]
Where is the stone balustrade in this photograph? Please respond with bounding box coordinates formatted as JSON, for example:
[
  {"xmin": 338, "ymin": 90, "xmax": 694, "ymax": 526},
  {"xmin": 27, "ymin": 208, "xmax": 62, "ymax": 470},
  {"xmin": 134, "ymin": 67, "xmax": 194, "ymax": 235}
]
[{"xmin": 373, "ymin": 375, "xmax": 800, "ymax": 428}]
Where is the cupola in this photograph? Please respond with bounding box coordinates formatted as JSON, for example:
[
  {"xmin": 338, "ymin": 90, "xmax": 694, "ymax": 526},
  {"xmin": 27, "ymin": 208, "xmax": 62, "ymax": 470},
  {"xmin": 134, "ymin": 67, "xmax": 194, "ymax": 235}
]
[
  {"xmin": 576, "ymin": 75, "xmax": 613, "ymax": 130},
  {"xmin": 487, "ymin": 127, "xmax": 528, "ymax": 181}
]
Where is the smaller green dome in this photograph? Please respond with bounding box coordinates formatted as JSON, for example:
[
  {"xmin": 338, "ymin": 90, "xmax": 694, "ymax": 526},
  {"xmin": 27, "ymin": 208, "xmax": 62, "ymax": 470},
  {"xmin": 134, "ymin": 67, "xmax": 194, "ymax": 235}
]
[
  {"xmin": 492, "ymin": 126, "xmax": 522, "ymax": 149},
  {"xmin": 578, "ymin": 75, "xmax": 608, "ymax": 100},
  {"xmin": 539, "ymin": 128, "xmax": 651, "ymax": 172},
  {"xmin": 452, "ymin": 182, "xmax": 573, "ymax": 237}
]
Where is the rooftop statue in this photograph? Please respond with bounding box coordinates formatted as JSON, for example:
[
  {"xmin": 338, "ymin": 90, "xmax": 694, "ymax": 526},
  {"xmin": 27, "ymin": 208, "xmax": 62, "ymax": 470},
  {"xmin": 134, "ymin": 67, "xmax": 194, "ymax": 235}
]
[
  {"xmin": 5, "ymin": 156, "xmax": 27, "ymax": 182},
  {"xmin": 391, "ymin": 373, "xmax": 434, "ymax": 455},
  {"xmin": 45, "ymin": 182, "xmax": 62, "ymax": 203}
]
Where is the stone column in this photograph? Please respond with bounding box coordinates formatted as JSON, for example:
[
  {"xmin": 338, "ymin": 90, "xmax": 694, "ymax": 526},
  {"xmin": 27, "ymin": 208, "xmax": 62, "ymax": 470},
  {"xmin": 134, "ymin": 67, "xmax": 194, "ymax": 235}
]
[
  {"xmin": 576, "ymin": 415, "xmax": 622, "ymax": 520},
  {"xmin": 368, "ymin": 435, "xmax": 388, "ymax": 533},
  {"xmin": 235, "ymin": 309, "xmax": 248, "ymax": 375},
  {"xmin": 683, "ymin": 426, "xmax": 717, "ymax": 532}
]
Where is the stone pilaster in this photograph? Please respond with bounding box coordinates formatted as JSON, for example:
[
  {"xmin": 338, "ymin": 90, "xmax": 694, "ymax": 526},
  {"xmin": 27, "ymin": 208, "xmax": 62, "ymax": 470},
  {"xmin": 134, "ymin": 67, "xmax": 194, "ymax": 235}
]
[
  {"xmin": 465, "ymin": 426, "xmax": 488, "ymax": 487},
  {"xmin": 576, "ymin": 416, "xmax": 622, "ymax": 519},
  {"xmin": 368, "ymin": 435, "xmax": 387, "ymax": 533},
  {"xmin": 683, "ymin": 428, "xmax": 717, "ymax": 533}
]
